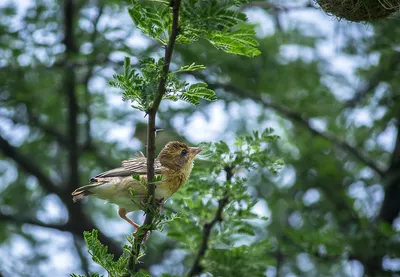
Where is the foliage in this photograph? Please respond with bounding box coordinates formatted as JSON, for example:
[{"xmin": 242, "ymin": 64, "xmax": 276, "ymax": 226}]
[
  {"xmin": 79, "ymin": 0, "xmax": 268, "ymax": 275},
  {"xmin": 83, "ymin": 230, "xmax": 129, "ymax": 277},
  {"xmin": 76, "ymin": 230, "xmax": 152, "ymax": 277},
  {"xmin": 81, "ymin": 131, "xmax": 281, "ymax": 276},
  {"xmin": 2, "ymin": 0, "xmax": 400, "ymax": 276},
  {"xmin": 128, "ymin": 0, "xmax": 260, "ymax": 57},
  {"xmin": 164, "ymin": 131, "xmax": 281, "ymax": 276},
  {"xmin": 111, "ymin": 0, "xmax": 260, "ymax": 112},
  {"xmin": 110, "ymin": 57, "xmax": 216, "ymax": 111}
]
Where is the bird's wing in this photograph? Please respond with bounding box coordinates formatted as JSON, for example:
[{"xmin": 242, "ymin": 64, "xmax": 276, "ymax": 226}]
[
  {"xmin": 90, "ymin": 157, "xmax": 163, "ymax": 181},
  {"xmin": 121, "ymin": 158, "xmax": 163, "ymax": 174},
  {"xmin": 91, "ymin": 167, "xmax": 133, "ymax": 180}
]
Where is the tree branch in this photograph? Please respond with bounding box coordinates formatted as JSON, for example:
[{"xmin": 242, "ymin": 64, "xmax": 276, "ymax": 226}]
[
  {"xmin": 0, "ymin": 134, "xmax": 63, "ymax": 195},
  {"xmin": 128, "ymin": 0, "xmax": 182, "ymax": 274},
  {"xmin": 0, "ymin": 135, "xmax": 122, "ymax": 257},
  {"xmin": 81, "ymin": 4, "xmax": 104, "ymax": 149},
  {"xmin": 0, "ymin": 112, "xmax": 69, "ymax": 147},
  {"xmin": 0, "ymin": 212, "xmax": 69, "ymax": 231},
  {"xmin": 345, "ymin": 51, "xmax": 400, "ymax": 108},
  {"xmin": 64, "ymin": 200, "xmax": 124, "ymax": 256},
  {"xmin": 1, "ymin": 112, "xmax": 116, "ymax": 171},
  {"xmin": 0, "ymin": 136, "xmax": 123, "ymax": 259},
  {"xmin": 379, "ymin": 116, "xmax": 400, "ymax": 224},
  {"xmin": 208, "ymin": 82, "xmax": 385, "ymax": 177},
  {"xmin": 186, "ymin": 196, "xmax": 229, "ymax": 277},
  {"xmin": 186, "ymin": 166, "xmax": 232, "ymax": 277},
  {"xmin": 60, "ymin": 0, "xmax": 124, "ymax": 260},
  {"xmin": 0, "ymin": 3, "xmax": 123, "ymax": 259},
  {"xmin": 63, "ymin": 0, "xmax": 79, "ymax": 194}
]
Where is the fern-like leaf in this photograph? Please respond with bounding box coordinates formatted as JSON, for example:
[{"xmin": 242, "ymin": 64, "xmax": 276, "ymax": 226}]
[{"xmin": 84, "ymin": 230, "xmax": 128, "ymax": 277}]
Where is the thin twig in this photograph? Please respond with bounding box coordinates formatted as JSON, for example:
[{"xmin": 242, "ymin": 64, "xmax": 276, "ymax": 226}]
[
  {"xmin": 128, "ymin": 0, "xmax": 182, "ymax": 274},
  {"xmin": 186, "ymin": 166, "xmax": 233, "ymax": 277}
]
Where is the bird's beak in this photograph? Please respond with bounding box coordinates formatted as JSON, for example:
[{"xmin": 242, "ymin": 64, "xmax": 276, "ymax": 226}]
[{"xmin": 190, "ymin": 147, "xmax": 202, "ymax": 156}]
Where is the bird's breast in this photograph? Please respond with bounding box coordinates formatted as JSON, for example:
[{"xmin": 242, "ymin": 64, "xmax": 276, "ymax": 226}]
[{"xmin": 161, "ymin": 170, "xmax": 188, "ymax": 195}]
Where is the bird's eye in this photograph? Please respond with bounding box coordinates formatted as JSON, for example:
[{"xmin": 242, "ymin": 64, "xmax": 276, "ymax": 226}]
[{"xmin": 181, "ymin": 149, "xmax": 188, "ymax": 155}]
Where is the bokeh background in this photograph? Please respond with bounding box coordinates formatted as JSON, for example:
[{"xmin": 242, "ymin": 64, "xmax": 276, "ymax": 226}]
[{"xmin": 1, "ymin": 0, "xmax": 400, "ymax": 276}]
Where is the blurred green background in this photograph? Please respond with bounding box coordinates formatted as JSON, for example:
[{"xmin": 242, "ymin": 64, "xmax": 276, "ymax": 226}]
[{"xmin": 1, "ymin": 0, "xmax": 400, "ymax": 276}]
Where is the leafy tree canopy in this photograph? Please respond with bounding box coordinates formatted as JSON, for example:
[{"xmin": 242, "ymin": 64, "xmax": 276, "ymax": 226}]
[{"xmin": 0, "ymin": 0, "xmax": 399, "ymax": 276}]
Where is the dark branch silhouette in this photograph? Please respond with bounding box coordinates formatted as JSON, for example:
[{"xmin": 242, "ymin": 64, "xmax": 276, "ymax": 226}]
[
  {"xmin": 187, "ymin": 166, "xmax": 232, "ymax": 277},
  {"xmin": 0, "ymin": 133, "xmax": 64, "ymax": 195},
  {"xmin": 0, "ymin": 212, "xmax": 69, "ymax": 231},
  {"xmin": 345, "ymin": 52, "xmax": 400, "ymax": 108},
  {"xmin": 207, "ymin": 82, "xmax": 385, "ymax": 177}
]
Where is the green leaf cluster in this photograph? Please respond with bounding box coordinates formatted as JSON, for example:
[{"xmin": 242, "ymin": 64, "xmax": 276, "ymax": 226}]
[
  {"xmin": 111, "ymin": 0, "xmax": 261, "ymax": 111},
  {"xmin": 75, "ymin": 129, "xmax": 281, "ymax": 276},
  {"xmin": 77, "ymin": 230, "xmax": 152, "ymax": 277},
  {"xmin": 110, "ymin": 57, "xmax": 217, "ymax": 111},
  {"xmin": 82, "ymin": 230, "xmax": 129, "ymax": 277},
  {"xmin": 199, "ymin": 128, "xmax": 283, "ymax": 175},
  {"xmin": 129, "ymin": 0, "xmax": 260, "ymax": 57},
  {"xmin": 179, "ymin": 0, "xmax": 260, "ymax": 57},
  {"xmin": 205, "ymin": 241, "xmax": 273, "ymax": 277},
  {"xmin": 163, "ymin": 129, "xmax": 282, "ymax": 275}
]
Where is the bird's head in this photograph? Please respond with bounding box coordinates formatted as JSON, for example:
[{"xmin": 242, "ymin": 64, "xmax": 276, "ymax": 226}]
[{"xmin": 158, "ymin": 141, "xmax": 202, "ymax": 172}]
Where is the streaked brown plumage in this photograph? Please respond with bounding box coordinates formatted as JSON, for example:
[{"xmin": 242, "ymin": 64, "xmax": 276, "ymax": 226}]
[{"xmin": 71, "ymin": 141, "xmax": 201, "ymax": 230}]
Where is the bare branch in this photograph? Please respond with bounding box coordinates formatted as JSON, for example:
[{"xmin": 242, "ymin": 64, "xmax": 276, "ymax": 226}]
[
  {"xmin": 0, "ymin": 212, "xmax": 69, "ymax": 231},
  {"xmin": 379, "ymin": 116, "xmax": 400, "ymax": 224},
  {"xmin": 187, "ymin": 196, "xmax": 229, "ymax": 277},
  {"xmin": 0, "ymin": 126, "xmax": 122, "ymax": 258},
  {"xmin": 128, "ymin": 0, "xmax": 182, "ymax": 274},
  {"xmin": 0, "ymin": 209, "xmax": 123, "ymax": 257},
  {"xmin": 81, "ymin": 4, "xmax": 105, "ymax": 148},
  {"xmin": 345, "ymin": 51, "xmax": 400, "ymax": 108},
  {"xmin": 186, "ymin": 166, "xmax": 232, "ymax": 277},
  {"xmin": 0, "ymin": 111, "xmax": 69, "ymax": 146},
  {"xmin": 209, "ymin": 82, "xmax": 385, "ymax": 177},
  {"xmin": 0, "ymin": 133, "xmax": 64, "ymax": 195},
  {"xmin": 63, "ymin": 0, "xmax": 79, "ymax": 194}
]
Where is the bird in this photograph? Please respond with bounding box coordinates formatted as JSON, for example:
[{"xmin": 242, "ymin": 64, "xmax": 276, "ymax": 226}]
[{"xmin": 71, "ymin": 141, "xmax": 202, "ymax": 232}]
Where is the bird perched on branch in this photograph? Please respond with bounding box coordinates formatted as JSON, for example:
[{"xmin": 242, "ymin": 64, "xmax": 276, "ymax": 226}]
[{"xmin": 72, "ymin": 141, "xmax": 202, "ymax": 231}]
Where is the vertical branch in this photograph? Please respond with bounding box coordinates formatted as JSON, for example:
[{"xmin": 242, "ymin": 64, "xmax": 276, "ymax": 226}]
[
  {"xmin": 379, "ymin": 115, "xmax": 400, "ymax": 224},
  {"xmin": 186, "ymin": 166, "xmax": 232, "ymax": 277},
  {"xmin": 275, "ymin": 249, "xmax": 283, "ymax": 277},
  {"xmin": 82, "ymin": 4, "xmax": 104, "ymax": 149},
  {"xmin": 63, "ymin": 0, "xmax": 79, "ymax": 192},
  {"xmin": 128, "ymin": 0, "xmax": 182, "ymax": 274}
]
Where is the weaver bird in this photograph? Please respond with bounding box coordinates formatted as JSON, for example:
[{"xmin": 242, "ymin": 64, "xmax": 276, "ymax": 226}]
[{"xmin": 71, "ymin": 141, "xmax": 201, "ymax": 231}]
